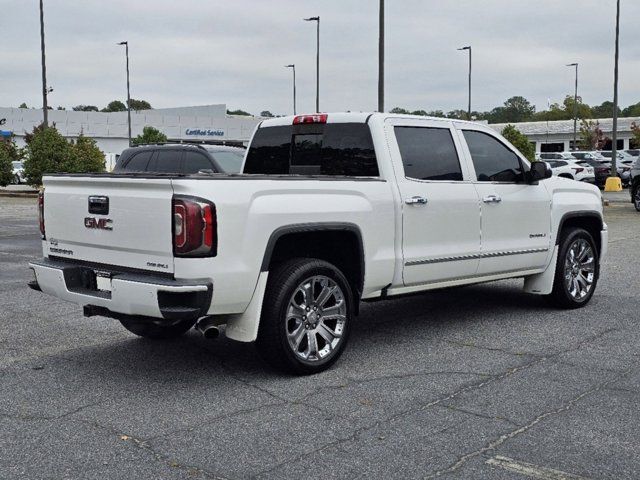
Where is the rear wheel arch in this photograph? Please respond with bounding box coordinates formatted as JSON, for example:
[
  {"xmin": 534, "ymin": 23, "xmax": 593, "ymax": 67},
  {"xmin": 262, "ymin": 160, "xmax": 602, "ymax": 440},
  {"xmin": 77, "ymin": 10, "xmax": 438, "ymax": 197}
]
[{"xmin": 261, "ymin": 223, "xmax": 365, "ymax": 305}]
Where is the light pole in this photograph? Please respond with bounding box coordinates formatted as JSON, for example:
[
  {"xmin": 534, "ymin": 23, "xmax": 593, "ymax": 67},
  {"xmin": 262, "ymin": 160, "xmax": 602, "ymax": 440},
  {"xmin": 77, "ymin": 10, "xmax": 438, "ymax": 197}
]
[
  {"xmin": 39, "ymin": 0, "xmax": 49, "ymax": 127},
  {"xmin": 458, "ymin": 46, "xmax": 471, "ymax": 120},
  {"xmin": 566, "ymin": 63, "xmax": 578, "ymax": 151},
  {"xmin": 118, "ymin": 41, "xmax": 132, "ymax": 147},
  {"xmin": 304, "ymin": 16, "xmax": 320, "ymax": 112},
  {"xmin": 378, "ymin": 0, "xmax": 384, "ymax": 113},
  {"xmin": 610, "ymin": 0, "xmax": 620, "ymax": 181},
  {"xmin": 285, "ymin": 64, "xmax": 297, "ymax": 115}
]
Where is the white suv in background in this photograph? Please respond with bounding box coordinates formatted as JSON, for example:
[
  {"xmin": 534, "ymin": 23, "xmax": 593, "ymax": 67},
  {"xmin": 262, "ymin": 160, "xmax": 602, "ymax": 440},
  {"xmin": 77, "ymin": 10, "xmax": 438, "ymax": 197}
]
[
  {"xmin": 547, "ymin": 159, "xmax": 595, "ymax": 183},
  {"xmin": 540, "ymin": 152, "xmax": 577, "ymax": 162}
]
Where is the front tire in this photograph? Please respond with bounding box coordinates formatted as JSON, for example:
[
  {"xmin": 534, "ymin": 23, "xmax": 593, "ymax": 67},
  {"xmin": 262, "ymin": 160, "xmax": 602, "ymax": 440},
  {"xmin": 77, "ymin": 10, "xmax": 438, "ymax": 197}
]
[
  {"xmin": 256, "ymin": 258, "xmax": 353, "ymax": 375},
  {"xmin": 550, "ymin": 227, "xmax": 599, "ymax": 309},
  {"xmin": 119, "ymin": 317, "xmax": 196, "ymax": 339}
]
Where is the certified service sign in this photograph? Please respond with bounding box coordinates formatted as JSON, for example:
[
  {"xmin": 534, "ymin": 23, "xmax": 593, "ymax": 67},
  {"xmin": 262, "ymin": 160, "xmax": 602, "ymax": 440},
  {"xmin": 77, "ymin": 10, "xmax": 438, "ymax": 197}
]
[{"xmin": 185, "ymin": 128, "xmax": 224, "ymax": 137}]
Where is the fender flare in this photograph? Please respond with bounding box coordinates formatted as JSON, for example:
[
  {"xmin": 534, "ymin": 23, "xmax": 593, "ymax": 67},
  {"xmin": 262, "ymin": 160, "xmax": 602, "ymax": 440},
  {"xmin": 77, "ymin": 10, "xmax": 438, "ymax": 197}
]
[{"xmin": 555, "ymin": 211, "xmax": 603, "ymax": 245}]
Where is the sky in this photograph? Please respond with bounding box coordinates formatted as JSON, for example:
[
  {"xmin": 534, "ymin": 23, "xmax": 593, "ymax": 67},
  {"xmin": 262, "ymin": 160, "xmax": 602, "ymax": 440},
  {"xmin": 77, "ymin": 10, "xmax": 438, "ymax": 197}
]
[{"xmin": 1, "ymin": 0, "xmax": 639, "ymax": 116}]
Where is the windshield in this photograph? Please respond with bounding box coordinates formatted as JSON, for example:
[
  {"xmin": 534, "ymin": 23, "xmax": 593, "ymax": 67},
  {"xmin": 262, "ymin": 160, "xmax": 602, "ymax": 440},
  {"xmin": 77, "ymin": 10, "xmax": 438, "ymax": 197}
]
[
  {"xmin": 12, "ymin": 161, "xmax": 23, "ymax": 169},
  {"xmin": 207, "ymin": 150, "xmax": 245, "ymax": 173}
]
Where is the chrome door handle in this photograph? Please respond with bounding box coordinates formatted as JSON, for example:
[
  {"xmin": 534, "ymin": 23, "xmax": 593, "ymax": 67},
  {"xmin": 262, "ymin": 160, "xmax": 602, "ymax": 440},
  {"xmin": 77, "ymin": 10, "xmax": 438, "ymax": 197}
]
[
  {"xmin": 482, "ymin": 195, "xmax": 502, "ymax": 204},
  {"xmin": 405, "ymin": 196, "xmax": 428, "ymax": 205}
]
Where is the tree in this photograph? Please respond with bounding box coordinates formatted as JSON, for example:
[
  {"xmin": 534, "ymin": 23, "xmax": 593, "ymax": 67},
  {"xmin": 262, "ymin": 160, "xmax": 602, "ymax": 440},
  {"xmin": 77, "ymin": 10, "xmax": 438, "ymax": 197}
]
[
  {"xmin": 128, "ymin": 99, "xmax": 152, "ymax": 111},
  {"xmin": 132, "ymin": 126, "xmax": 168, "ymax": 146},
  {"xmin": 19, "ymin": 102, "xmax": 28, "ymax": 109},
  {"xmin": 591, "ymin": 101, "xmax": 620, "ymax": 119},
  {"xmin": 227, "ymin": 108, "xmax": 252, "ymax": 116},
  {"xmin": 68, "ymin": 133, "xmax": 105, "ymax": 173},
  {"xmin": 56, "ymin": 106, "xmax": 66, "ymax": 110},
  {"xmin": 501, "ymin": 125, "xmax": 535, "ymax": 163},
  {"xmin": 23, "ymin": 125, "xmax": 75, "ymax": 186},
  {"xmin": 260, "ymin": 110, "xmax": 275, "ymax": 118},
  {"xmin": 446, "ymin": 109, "xmax": 468, "ymax": 120},
  {"xmin": 578, "ymin": 120, "xmax": 608, "ymax": 150},
  {"xmin": 631, "ymin": 122, "xmax": 640, "ymax": 148},
  {"xmin": 487, "ymin": 96, "xmax": 536, "ymax": 123},
  {"xmin": 0, "ymin": 138, "xmax": 21, "ymax": 186},
  {"xmin": 389, "ymin": 107, "xmax": 410, "ymax": 114},
  {"xmin": 22, "ymin": 125, "xmax": 105, "ymax": 186},
  {"xmin": 102, "ymin": 100, "xmax": 127, "ymax": 112},
  {"xmin": 72, "ymin": 105, "xmax": 99, "ymax": 112},
  {"xmin": 622, "ymin": 102, "xmax": 640, "ymax": 117}
]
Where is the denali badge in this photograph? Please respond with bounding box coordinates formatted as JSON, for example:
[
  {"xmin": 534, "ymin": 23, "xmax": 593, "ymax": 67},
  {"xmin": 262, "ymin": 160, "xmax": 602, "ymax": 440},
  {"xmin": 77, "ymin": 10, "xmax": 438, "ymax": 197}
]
[{"xmin": 84, "ymin": 217, "xmax": 113, "ymax": 231}]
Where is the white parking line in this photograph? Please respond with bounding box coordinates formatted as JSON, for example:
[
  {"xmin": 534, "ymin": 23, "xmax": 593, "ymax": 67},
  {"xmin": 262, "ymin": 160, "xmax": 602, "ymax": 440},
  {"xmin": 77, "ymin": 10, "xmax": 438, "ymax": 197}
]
[{"xmin": 486, "ymin": 455, "xmax": 590, "ymax": 480}]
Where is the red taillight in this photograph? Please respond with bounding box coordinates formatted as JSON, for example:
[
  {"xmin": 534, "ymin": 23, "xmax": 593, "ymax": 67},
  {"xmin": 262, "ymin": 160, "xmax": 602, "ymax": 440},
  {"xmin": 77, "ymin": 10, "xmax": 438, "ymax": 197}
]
[
  {"xmin": 38, "ymin": 190, "xmax": 45, "ymax": 239},
  {"xmin": 293, "ymin": 114, "xmax": 328, "ymax": 125},
  {"xmin": 172, "ymin": 196, "xmax": 216, "ymax": 257},
  {"xmin": 572, "ymin": 167, "xmax": 584, "ymax": 173}
]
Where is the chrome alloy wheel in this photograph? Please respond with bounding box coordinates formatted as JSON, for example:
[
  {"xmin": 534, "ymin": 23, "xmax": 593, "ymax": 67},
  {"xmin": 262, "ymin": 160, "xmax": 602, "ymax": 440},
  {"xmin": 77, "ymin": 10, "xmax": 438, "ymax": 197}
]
[
  {"xmin": 285, "ymin": 275, "xmax": 347, "ymax": 363},
  {"xmin": 563, "ymin": 238, "xmax": 595, "ymax": 301}
]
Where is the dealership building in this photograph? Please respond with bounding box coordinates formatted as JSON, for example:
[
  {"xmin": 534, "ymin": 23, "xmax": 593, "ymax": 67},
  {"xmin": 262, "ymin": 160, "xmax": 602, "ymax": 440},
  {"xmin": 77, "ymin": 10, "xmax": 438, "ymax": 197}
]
[
  {"xmin": 0, "ymin": 104, "xmax": 262, "ymax": 169},
  {"xmin": 491, "ymin": 116, "xmax": 640, "ymax": 152}
]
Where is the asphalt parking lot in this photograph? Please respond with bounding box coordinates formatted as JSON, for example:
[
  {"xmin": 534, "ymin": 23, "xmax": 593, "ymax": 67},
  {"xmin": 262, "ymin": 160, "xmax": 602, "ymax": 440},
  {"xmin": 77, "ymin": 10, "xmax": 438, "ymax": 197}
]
[{"xmin": 1, "ymin": 196, "xmax": 638, "ymax": 480}]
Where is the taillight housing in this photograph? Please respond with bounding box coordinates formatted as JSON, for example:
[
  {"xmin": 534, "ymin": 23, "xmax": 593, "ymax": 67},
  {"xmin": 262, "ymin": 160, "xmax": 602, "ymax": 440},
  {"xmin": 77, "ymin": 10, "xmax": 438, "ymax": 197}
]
[
  {"xmin": 38, "ymin": 190, "xmax": 45, "ymax": 239},
  {"xmin": 572, "ymin": 167, "xmax": 584, "ymax": 173},
  {"xmin": 172, "ymin": 196, "xmax": 217, "ymax": 257}
]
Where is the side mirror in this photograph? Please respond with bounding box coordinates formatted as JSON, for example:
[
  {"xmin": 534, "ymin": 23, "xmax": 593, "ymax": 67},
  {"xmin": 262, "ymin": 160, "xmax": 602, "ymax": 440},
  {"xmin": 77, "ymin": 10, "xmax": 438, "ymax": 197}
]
[{"xmin": 529, "ymin": 161, "xmax": 552, "ymax": 183}]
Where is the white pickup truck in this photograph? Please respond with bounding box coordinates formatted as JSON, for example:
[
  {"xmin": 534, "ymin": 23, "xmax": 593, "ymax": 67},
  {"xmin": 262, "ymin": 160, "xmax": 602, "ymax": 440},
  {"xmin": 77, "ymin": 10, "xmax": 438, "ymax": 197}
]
[{"xmin": 30, "ymin": 113, "xmax": 607, "ymax": 374}]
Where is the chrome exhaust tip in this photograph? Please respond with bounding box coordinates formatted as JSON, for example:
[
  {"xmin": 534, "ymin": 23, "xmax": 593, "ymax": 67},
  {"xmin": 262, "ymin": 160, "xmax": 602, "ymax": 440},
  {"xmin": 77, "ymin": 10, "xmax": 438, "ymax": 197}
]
[{"xmin": 196, "ymin": 316, "xmax": 221, "ymax": 340}]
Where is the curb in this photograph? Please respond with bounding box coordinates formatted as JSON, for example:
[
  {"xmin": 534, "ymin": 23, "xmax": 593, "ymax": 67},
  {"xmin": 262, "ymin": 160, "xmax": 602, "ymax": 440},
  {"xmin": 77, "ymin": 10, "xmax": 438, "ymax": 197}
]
[{"xmin": 0, "ymin": 191, "xmax": 39, "ymax": 198}]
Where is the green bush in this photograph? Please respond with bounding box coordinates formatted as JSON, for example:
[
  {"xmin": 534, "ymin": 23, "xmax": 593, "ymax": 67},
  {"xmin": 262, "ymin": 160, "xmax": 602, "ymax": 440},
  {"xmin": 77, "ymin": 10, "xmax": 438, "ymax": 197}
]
[
  {"xmin": 0, "ymin": 143, "xmax": 15, "ymax": 186},
  {"xmin": 501, "ymin": 124, "xmax": 535, "ymax": 163},
  {"xmin": 132, "ymin": 126, "xmax": 168, "ymax": 146},
  {"xmin": 23, "ymin": 125, "xmax": 105, "ymax": 187},
  {"xmin": 69, "ymin": 134, "xmax": 106, "ymax": 173}
]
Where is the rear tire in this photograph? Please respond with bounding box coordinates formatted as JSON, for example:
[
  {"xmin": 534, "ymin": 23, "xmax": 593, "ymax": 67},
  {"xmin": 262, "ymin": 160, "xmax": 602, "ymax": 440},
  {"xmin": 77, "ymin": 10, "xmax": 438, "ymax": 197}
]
[
  {"xmin": 119, "ymin": 317, "xmax": 196, "ymax": 339},
  {"xmin": 256, "ymin": 258, "xmax": 353, "ymax": 375},
  {"xmin": 549, "ymin": 227, "xmax": 599, "ymax": 309}
]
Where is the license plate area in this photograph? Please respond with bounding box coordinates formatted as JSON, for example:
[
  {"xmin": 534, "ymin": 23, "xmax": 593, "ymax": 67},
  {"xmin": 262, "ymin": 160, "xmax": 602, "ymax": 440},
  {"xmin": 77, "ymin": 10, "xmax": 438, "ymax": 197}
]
[{"xmin": 63, "ymin": 266, "xmax": 112, "ymax": 297}]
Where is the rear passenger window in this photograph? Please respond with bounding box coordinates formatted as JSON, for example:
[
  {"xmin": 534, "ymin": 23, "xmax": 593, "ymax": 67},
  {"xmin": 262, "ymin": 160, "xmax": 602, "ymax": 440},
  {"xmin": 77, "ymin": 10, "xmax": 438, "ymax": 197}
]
[
  {"xmin": 183, "ymin": 151, "xmax": 214, "ymax": 174},
  {"xmin": 123, "ymin": 151, "xmax": 153, "ymax": 171},
  {"xmin": 150, "ymin": 150, "xmax": 181, "ymax": 173},
  {"xmin": 394, "ymin": 127, "xmax": 462, "ymax": 181},
  {"xmin": 244, "ymin": 123, "xmax": 379, "ymax": 176},
  {"xmin": 463, "ymin": 130, "xmax": 524, "ymax": 182}
]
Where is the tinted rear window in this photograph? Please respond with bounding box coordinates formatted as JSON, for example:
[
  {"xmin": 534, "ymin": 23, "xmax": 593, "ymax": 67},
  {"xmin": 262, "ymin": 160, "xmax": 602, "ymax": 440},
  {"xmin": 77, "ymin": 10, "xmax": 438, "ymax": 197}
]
[
  {"xmin": 122, "ymin": 151, "xmax": 153, "ymax": 171},
  {"xmin": 150, "ymin": 150, "xmax": 181, "ymax": 173},
  {"xmin": 183, "ymin": 151, "xmax": 214, "ymax": 174},
  {"xmin": 244, "ymin": 123, "xmax": 379, "ymax": 176},
  {"xmin": 394, "ymin": 127, "xmax": 462, "ymax": 181}
]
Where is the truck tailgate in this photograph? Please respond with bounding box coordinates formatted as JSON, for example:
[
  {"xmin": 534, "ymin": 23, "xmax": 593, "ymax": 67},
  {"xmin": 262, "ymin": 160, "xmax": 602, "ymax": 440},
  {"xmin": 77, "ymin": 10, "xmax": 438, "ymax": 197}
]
[{"xmin": 42, "ymin": 176, "xmax": 175, "ymax": 274}]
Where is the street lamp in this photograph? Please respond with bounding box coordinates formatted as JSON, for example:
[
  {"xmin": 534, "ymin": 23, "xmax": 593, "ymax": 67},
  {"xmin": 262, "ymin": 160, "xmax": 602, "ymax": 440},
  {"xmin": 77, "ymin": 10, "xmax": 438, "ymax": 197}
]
[
  {"xmin": 566, "ymin": 63, "xmax": 578, "ymax": 151},
  {"xmin": 39, "ymin": 0, "xmax": 49, "ymax": 127},
  {"xmin": 457, "ymin": 46, "xmax": 471, "ymax": 120},
  {"xmin": 378, "ymin": 0, "xmax": 384, "ymax": 113},
  {"xmin": 304, "ymin": 16, "xmax": 320, "ymax": 112},
  {"xmin": 285, "ymin": 64, "xmax": 297, "ymax": 115},
  {"xmin": 609, "ymin": 0, "xmax": 621, "ymax": 186},
  {"xmin": 118, "ymin": 41, "xmax": 132, "ymax": 147}
]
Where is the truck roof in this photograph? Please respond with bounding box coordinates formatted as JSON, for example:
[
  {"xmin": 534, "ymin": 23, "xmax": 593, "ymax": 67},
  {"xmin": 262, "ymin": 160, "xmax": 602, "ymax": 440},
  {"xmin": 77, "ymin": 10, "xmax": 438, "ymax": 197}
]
[{"xmin": 259, "ymin": 112, "xmax": 479, "ymax": 128}]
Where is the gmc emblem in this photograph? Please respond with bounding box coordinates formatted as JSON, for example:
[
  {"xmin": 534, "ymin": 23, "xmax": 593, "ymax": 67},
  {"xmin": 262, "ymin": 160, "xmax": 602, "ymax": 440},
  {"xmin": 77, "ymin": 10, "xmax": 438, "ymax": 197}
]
[{"xmin": 84, "ymin": 217, "xmax": 113, "ymax": 231}]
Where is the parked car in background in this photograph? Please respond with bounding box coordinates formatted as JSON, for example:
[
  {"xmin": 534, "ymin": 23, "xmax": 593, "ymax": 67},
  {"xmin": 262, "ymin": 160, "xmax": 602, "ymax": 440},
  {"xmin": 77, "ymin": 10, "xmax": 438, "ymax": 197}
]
[
  {"xmin": 540, "ymin": 152, "xmax": 576, "ymax": 161},
  {"xmin": 113, "ymin": 143, "xmax": 245, "ymax": 175},
  {"xmin": 570, "ymin": 151, "xmax": 606, "ymax": 162},
  {"xmin": 575, "ymin": 159, "xmax": 611, "ymax": 187},
  {"xmin": 11, "ymin": 161, "xmax": 25, "ymax": 184},
  {"xmin": 547, "ymin": 159, "xmax": 595, "ymax": 183},
  {"xmin": 630, "ymin": 156, "xmax": 640, "ymax": 211},
  {"xmin": 599, "ymin": 151, "xmax": 633, "ymax": 186}
]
